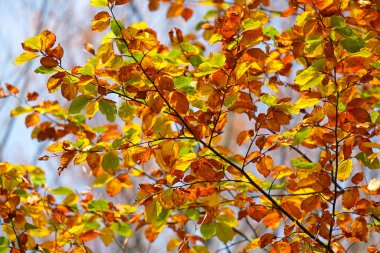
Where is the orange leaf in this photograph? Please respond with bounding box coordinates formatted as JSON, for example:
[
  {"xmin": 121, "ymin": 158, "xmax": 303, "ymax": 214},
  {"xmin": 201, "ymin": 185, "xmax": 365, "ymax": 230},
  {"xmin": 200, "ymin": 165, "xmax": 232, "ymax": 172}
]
[
  {"xmin": 281, "ymin": 7, "xmax": 297, "ymax": 17},
  {"xmin": 47, "ymin": 72, "xmax": 65, "ymax": 92},
  {"xmin": 301, "ymin": 195, "xmax": 321, "ymax": 213},
  {"xmin": 86, "ymin": 152, "xmax": 101, "ymax": 170},
  {"xmin": 92, "ymin": 11, "xmax": 111, "ymax": 32},
  {"xmin": 39, "ymin": 30, "xmax": 56, "ymax": 51},
  {"xmin": 263, "ymin": 210, "xmax": 280, "ymax": 229},
  {"xmin": 181, "ymin": 7, "xmax": 193, "ymax": 21},
  {"xmin": 342, "ymin": 188, "xmax": 359, "ymax": 210},
  {"xmin": 5, "ymin": 83, "xmax": 19, "ymax": 94},
  {"xmin": 25, "ymin": 113, "xmax": 40, "ymax": 128},
  {"xmin": 106, "ymin": 178, "xmax": 122, "ymax": 196},
  {"xmin": 79, "ymin": 229, "xmax": 100, "ymax": 242},
  {"xmin": 236, "ymin": 130, "xmax": 250, "ymax": 146},
  {"xmin": 256, "ymin": 155, "xmax": 273, "ymax": 177},
  {"xmin": 346, "ymin": 108, "xmax": 371, "ymax": 123},
  {"xmin": 351, "ymin": 216, "xmax": 368, "ymax": 242},
  {"xmin": 270, "ymin": 241, "xmax": 291, "ymax": 253},
  {"xmin": 26, "ymin": 91, "xmax": 38, "ymax": 101},
  {"xmin": 49, "ymin": 44, "xmax": 64, "ymax": 60},
  {"xmin": 171, "ymin": 91, "xmax": 189, "ymax": 114},
  {"xmin": 351, "ymin": 172, "xmax": 364, "ymax": 185},
  {"xmin": 167, "ymin": 2, "xmax": 184, "ymax": 18},
  {"xmin": 259, "ymin": 233, "xmax": 276, "ymax": 248},
  {"xmin": 247, "ymin": 205, "xmax": 268, "ymax": 222},
  {"xmin": 282, "ymin": 201, "xmax": 301, "ymax": 220}
]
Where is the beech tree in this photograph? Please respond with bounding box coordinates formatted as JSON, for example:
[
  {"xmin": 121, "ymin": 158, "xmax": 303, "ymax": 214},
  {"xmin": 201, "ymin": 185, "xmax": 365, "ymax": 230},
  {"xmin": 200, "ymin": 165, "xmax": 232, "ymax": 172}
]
[{"xmin": 1, "ymin": 0, "xmax": 379, "ymax": 252}]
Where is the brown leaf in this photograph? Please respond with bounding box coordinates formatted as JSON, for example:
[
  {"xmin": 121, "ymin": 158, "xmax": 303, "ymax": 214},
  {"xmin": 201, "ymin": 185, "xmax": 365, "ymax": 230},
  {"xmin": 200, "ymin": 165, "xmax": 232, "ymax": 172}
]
[
  {"xmin": 259, "ymin": 233, "xmax": 276, "ymax": 248},
  {"xmin": 47, "ymin": 72, "xmax": 65, "ymax": 92},
  {"xmin": 346, "ymin": 108, "xmax": 371, "ymax": 123},
  {"xmin": 86, "ymin": 152, "xmax": 100, "ymax": 170},
  {"xmin": 256, "ymin": 155, "xmax": 273, "ymax": 178},
  {"xmin": 171, "ymin": 91, "xmax": 189, "ymax": 114},
  {"xmin": 49, "ymin": 44, "xmax": 64, "ymax": 60},
  {"xmin": 26, "ymin": 91, "xmax": 38, "ymax": 101},
  {"xmin": 342, "ymin": 136, "xmax": 355, "ymax": 160},
  {"xmin": 301, "ymin": 195, "xmax": 321, "ymax": 213},
  {"xmin": 40, "ymin": 56, "xmax": 58, "ymax": 68},
  {"xmin": 61, "ymin": 82, "xmax": 78, "ymax": 101},
  {"xmin": 342, "ymin": 188, "xmax": 359, "ymax": 210},
  {"xmin": 351, "ymin": 172, "xmax": 364, "ymax": 185},
  {"xmin": 60, "ymin": 151, "xmax": 76, "ymax": 171},
  {"xmin": 351, "ymin": 216, "xmax": 368, "ymax": 242},
  {"xmin": 282, "ymin": 201, "xmax": 301, "ymax": 220}
]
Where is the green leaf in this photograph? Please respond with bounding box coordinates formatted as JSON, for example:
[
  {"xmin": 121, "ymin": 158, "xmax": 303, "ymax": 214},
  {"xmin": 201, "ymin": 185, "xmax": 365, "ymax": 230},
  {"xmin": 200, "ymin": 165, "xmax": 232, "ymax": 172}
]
[
  {"xmin": 10, "ymin": 106, "xmax": 33, "ymax": 117},
  {"xmin": 29, "ymin": 167, "xmax": 46, "ymax": 186},
  {"xmin": 209, "ymin": 53, "xmax": 225, "ymax": 68},
  {"xmin": 180, "ymin": 42, "xmax": 201, "ymax": 54},
  {"xmin": 262, "ymin": 26, "xmax": 279, "ymax": 40},
  {"xmin": 90, "ymin": 0, "xmax": 108, "ymax": 7},
  {"xmin": 51, "ymin": 186, "xmax": 74, "ymax": 195},
  {"xmin": 111, "ymin": 222, "xmax": 133, "ymax": 237},
  {"xmin": 355, "ymin": 152, "xmax": 380, "ymax": 170},
  {"xmin": 110, "ymin": 19, "xmax": 124, "ymax": 36},
  {"xmin": 102, "ymin": 151, "xmax": 120, "ymax": 172},
  {"xmin": 0, "ymin": 237, "xmax": 9, "ymax": 253},
  {"xmin": 200, "ymin": 221, "xmax": 216, "ymax": 240},
  {"xmin": 216, "ymin": 222, "xmax": 233, "ymax": 242},
  {"xmin": 13, "ymin": 52, "xmax": 39, "ymax": 65},
  {"xmin": 184, "ymin": 209, "xmax": 200, "ymax": 220},
  {"xmin": 145, "ymin": 198, "xmax": 162, "ymax": 223},
  {"xmin": 341, "ymin": 37, "xmax": 364, "ymax": 53},
  {"xmin": 88, "ymin": 199, "xmax": 109, "ymax": 212},
  {"xmin": 68, "ymin": 95, "xmax": 91, "ymax": 114},
  {"xmin": 118, "ymin": 101, "xmax": 135, "ymax": 123},
  {"xmin": 295, "ymin": 66, "xmax": 324, "ymax": 91},
  {"xmin": 293, "ymin": 126, "xmax": 312, "ymax": 145},
  {"xmin": 99, "ymin": 99, "xmax": 117, "ymax": 122},
  {"xmin": 35, "ymin": 66, "xmax": 57, "ymax": 74},
  {"xmin": 291, "ymin": 157, "xmax": 316, "ymax": 169}
]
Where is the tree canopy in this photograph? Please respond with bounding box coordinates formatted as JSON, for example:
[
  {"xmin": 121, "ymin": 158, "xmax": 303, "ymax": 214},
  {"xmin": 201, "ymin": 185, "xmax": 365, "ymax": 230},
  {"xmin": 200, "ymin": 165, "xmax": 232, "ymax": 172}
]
[{"xmin": 1, "ymin": 0, "xmax": 380, "ymax": 252}]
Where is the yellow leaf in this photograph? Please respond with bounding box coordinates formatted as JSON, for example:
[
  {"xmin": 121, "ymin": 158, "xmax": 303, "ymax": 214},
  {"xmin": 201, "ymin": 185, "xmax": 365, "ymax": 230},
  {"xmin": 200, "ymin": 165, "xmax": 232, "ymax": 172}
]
[
  {"xmin": 100, "ymin": 226, "xmax": 114, "ymax": 246},
  {"xmin": 27, "ymin": 226, "xmax": 51, "ymax": 237},
  {"xmin": 338, "ymin": 159, "xmax": 353, "ymax": 182},
  {"xmin": 13, "ymin": 52, "xmax": 39, "ymax": 65},
  {"xmin": 243, "ymin": 238, "xmax": 260, "ymax": 252},
  {"xmin": 2, "ymin": 224, "xmax": 16, "ymax": 241},
  {"xmin": 86, "ymin": 100, "xmax": 99, "ymax": 119},
  {"xmin": 167, "ymin": 238, "xmax": 181, "ymax": 251}
]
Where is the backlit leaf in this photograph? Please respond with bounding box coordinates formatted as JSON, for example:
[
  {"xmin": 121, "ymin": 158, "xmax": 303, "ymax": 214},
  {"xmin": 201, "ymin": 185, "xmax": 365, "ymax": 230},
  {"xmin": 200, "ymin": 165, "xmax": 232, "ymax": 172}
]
[
  {"xmin": 337, "ymin": 159, "xmax": 353, "ymax": 182},
  {"xmin": 13, "ymin": 52, "xmax": 39, "ymax": 65}
]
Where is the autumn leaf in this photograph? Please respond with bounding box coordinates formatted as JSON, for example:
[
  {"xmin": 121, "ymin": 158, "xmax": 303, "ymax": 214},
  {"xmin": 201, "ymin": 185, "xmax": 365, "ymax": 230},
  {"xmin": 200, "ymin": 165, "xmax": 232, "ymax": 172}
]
[{"xmin": 92, "ymin": 11, "xmax": 111, "ymax": 32}]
